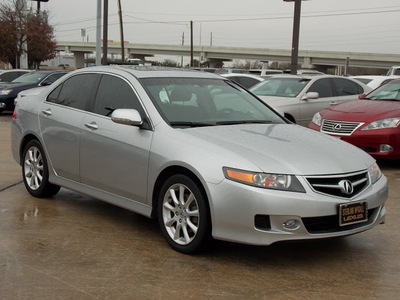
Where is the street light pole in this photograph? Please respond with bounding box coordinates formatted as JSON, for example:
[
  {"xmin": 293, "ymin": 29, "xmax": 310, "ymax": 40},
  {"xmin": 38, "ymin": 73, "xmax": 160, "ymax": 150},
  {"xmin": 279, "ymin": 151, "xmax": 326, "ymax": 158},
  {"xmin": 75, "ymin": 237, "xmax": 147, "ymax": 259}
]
[{"xmin": 284, "ymin": 0, "xmax": 302, "ymax": 75}]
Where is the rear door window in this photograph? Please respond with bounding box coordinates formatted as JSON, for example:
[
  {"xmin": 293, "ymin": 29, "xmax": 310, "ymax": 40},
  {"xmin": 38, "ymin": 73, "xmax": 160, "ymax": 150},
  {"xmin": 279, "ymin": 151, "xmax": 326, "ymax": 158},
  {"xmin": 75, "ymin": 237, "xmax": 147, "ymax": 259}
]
[
  {"xmin": 47, "ymin": 73, "xmax": 100, "ymax": 110},
  {"xmin": 332, "ymin": 78, "xmax": 362, "ymax": 96}
]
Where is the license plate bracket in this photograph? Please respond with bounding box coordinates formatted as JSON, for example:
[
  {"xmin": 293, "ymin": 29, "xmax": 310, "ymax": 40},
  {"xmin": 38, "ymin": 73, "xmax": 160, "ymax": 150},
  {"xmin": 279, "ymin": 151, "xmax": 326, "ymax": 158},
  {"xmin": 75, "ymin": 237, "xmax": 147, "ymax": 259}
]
[{"xmin": 339, "ymin": 201, "xmax": 368, "ymax": 226}]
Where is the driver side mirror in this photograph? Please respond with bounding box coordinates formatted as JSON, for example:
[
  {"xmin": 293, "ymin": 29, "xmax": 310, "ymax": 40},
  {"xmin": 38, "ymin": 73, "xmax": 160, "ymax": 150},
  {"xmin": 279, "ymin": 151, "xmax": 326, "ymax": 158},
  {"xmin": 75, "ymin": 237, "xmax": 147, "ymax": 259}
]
[
  {"xmin": 111, "ymin": 109, "xmax": 143, "ymax": 127},
  {"xmin": 301, "ymin": 92, "xmax": 319, "ymax": 101},
  {"xmin": 40, "ymin": 80, "xmax": 53, "ymax": 86}
]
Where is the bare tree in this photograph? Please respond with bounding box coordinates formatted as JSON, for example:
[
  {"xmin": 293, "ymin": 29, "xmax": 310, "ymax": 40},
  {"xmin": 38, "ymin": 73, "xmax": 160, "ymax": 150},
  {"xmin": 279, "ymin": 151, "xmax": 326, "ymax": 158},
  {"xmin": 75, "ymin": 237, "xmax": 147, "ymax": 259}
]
[
  {"xmin": 0, "ymin": 0, "xmax": 27, "ymax": 68},
  {"xmin": 26, "ymin": 13, "xmax": 57, "ymax": 69},
  {"xmin": 0, "ymin": 0, "xmax": 56, "ymax": 69}
]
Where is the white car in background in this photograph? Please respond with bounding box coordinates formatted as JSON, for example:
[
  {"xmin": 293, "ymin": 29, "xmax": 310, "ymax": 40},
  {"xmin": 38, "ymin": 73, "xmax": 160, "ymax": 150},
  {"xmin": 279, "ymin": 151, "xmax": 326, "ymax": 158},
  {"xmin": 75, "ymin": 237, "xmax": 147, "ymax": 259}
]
[
  {"xmin": 249, "ymin": 75, "xmax": 371, "ymax": 126},
  {"xmin": 221, "ymin": 73, "xmax": 268, "ymax": 89},
  {"xmin": 351, "ymin": 75, "xmax": 400, "ymax": 90}
]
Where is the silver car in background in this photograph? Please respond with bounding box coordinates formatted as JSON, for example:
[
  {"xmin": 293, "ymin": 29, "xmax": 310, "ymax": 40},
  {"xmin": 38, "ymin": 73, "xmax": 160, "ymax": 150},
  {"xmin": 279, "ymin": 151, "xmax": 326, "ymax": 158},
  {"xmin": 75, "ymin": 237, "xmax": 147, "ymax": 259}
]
[
  {"xmin": 250, "ymin": 75, "xmax": 371, "ymax": 126},
  {"xmin": 11, "ymin": 66, "xmax": 387, "ymax": 254}
]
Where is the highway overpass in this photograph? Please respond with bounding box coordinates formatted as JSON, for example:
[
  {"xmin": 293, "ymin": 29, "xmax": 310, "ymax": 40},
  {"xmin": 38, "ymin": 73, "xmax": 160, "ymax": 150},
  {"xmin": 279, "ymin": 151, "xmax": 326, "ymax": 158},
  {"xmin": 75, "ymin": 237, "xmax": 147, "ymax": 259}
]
[{"xmin": 56, "ymin": 41, "xmax": 400, "ymax": 71}]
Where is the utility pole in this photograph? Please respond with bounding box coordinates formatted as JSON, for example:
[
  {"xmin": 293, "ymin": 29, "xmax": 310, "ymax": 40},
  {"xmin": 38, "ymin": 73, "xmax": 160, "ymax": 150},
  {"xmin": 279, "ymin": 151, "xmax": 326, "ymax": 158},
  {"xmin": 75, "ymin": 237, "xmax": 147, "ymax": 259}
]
[
  {"xmin": 117, "ymin": 0, "xmax": 125, "ymax": 62},
  {"xmin": 96, "ymin": 0, "xmax": 101, "ymax": 66},
  {"xmin": 284, "ymin": 0, "xmax": 302, "ymax": 75},
  {"xmin": 190, "ymin": 21, "xmax": 193, "ymax": 67},
  {"xmin": 181, "ymin": 32, "xmax": 184, "ymax": 67},
  {"xmin": 102, "ymin": 0, "xmax": 108, "ymax": 65}
]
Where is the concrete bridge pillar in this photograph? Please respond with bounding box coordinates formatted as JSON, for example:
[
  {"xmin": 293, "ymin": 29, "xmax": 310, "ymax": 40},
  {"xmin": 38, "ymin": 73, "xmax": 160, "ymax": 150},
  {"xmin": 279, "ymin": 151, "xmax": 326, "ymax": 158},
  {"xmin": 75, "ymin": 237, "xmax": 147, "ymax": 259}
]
[
  {"xmin": 301, "ymin": 57, "xmax": 314, "ymax": 69},
  {"xmin": 207, "ymin": 58, "xmax": 227, "ymax": 68},
  {"xmin": 73, "ymin": 52, "xmax": 86, "ymax": 68}
]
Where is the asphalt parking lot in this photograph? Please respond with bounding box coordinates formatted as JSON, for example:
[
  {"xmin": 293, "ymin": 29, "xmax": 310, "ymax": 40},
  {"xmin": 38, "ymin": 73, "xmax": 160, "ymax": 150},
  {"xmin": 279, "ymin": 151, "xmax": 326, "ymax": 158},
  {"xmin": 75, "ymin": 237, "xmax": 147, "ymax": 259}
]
[{"xmin": 0, "ymin": 113, "xmax": 399, "ymax": 299}]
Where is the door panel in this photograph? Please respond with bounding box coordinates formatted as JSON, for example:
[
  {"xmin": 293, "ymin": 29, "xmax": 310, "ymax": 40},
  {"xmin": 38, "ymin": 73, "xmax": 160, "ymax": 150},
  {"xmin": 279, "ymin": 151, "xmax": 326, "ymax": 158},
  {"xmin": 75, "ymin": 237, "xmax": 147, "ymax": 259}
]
[
  {"xmin": 39, "ymin": 103, "xmax": 84, "ymax": 181},
  {"xmin": 80, "ymin": 114, "xmax": 152, "ymax": 202}
]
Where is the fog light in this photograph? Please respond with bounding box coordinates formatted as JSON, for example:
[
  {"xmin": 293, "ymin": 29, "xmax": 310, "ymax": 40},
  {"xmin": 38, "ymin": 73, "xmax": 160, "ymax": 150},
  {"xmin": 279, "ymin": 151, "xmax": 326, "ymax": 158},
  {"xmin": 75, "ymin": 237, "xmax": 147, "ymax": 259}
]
[
  {"xmin": 379, "ymin": 144, "xmax": 393, "ymax": 153},
  {"xmin": 283, "ymin": 219, "xmax": 300, "ymax": 230}
]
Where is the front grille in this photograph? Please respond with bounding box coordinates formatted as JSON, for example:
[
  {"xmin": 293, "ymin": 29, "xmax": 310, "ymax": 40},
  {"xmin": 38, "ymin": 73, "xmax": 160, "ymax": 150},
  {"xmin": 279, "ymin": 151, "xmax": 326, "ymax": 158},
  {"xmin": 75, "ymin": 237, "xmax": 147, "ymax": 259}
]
[
  {"xmin": 306, "ymin": 171, "xmax": 369, "ymax": 198},
  {"xmin": 321, "ymin": 120, "xmax": 363, "ymax": 136},
  {"xmin": 302, "ymin": 208, "xmax": 377, "ymax": 234}
]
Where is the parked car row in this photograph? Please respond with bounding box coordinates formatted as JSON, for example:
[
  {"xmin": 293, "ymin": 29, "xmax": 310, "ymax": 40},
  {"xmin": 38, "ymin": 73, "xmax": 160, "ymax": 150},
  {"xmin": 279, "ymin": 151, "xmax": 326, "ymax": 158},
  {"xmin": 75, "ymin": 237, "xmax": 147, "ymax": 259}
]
[
  {"xmin": 11, "ymin": 66, "xmax": 387, "ymax": 254},
  {"xmin": 0, "ymin": 70, "xmax": 68, "ymax": 113},
  {"xmin": 220, "ymin": 71, "xmax": 399, "ymax": 160}
]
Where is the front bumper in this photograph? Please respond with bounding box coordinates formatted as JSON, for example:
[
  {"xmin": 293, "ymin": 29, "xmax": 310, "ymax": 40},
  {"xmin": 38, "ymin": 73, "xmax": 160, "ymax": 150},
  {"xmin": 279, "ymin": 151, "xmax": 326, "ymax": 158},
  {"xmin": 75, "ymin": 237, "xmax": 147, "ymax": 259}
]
[
  {"xmin": 207, "ymin": 174, "xmax": 387, "ymax": 246},
  {"xmin": 0, "ymin": 95, "xmax": 15, "ymax": 112},
  {"xmin": 308, "ymin": 122, "xmax": 400, "ymax": 159}
]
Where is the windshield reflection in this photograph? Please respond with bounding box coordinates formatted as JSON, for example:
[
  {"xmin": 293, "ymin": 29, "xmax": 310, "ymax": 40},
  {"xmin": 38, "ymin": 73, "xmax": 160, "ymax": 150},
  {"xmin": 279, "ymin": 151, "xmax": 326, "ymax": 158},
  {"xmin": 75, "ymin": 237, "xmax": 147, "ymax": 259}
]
[
  {"xmin": 140, "ymin": 77, "xmax": 286, "ymax": 128},
  {"xmin": 366, "ymin": 81, "xmax": 400, "ymax": 101}
]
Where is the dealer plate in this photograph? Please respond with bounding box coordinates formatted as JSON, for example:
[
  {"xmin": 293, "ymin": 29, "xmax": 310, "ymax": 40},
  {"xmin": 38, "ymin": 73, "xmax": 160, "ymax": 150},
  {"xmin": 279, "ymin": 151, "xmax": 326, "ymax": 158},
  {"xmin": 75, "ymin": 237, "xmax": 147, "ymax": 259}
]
[{"xmin": 339, "ymin": 201, "xmax": 368, "ymax": 226}]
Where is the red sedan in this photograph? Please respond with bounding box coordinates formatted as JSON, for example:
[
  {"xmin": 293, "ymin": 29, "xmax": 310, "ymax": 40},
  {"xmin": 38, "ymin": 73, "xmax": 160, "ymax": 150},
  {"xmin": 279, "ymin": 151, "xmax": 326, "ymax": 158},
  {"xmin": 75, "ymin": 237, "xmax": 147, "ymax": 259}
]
[{"xmin": 308, "ymin": 79, "xmax": 400, "ymax": 159}]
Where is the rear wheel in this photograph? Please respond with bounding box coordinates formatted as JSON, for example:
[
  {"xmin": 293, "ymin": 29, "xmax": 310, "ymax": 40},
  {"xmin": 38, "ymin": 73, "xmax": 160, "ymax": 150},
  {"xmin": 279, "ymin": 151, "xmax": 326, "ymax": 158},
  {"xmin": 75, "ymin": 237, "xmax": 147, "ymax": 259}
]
[
  {"xmin": 158, "ymin": 174, "xmax": 211, "ymax": 254},
  {"xmin": 22, "ymin": 140, "xmax": 60, "ymax": 198}
]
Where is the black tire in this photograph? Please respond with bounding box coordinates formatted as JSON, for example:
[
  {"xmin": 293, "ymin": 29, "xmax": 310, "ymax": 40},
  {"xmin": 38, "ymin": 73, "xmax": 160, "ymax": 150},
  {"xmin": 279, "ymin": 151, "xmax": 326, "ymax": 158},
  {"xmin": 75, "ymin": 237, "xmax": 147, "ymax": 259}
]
[
  {"xmin": 22, "ymin": 140, "xmax": 60, "ymax": 198},
  {"xmin": 158, "ymin": 174, "xmax": 211, "ymax": 254}
]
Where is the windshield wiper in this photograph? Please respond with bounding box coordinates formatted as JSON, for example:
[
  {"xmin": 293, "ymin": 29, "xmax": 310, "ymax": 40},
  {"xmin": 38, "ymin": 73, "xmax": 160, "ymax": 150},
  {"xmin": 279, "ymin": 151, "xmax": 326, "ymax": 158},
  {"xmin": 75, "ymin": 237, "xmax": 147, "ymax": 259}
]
[
  {"xmin": 169, "ymin": 121, "xmax": 215, "ymax": 128},
  {"xmin": 216, "ymin": 120, "xmax": 273, "ymax": 125}
]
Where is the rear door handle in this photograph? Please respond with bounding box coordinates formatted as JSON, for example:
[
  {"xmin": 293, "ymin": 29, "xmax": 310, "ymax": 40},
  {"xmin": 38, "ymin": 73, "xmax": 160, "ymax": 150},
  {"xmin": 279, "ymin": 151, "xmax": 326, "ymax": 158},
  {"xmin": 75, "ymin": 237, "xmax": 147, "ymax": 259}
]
[
  {"xmin": 330, "ymin": 102, "xmax": 338, "ymax": 106},
  {"xmin": 42, "ymin": 109, "xmax": 52, "ymax": 116},
  {"xmin": 84, "ymin": 122, "xmax": 99, "ymax": 130}
]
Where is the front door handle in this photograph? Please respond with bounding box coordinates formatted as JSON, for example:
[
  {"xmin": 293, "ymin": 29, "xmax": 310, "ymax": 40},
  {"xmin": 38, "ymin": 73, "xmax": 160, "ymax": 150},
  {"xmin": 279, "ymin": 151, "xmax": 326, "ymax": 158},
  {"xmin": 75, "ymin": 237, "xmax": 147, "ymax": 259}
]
[{"xmin": 84, "ymin": 122, "xmax": 99, "ymax": 130}]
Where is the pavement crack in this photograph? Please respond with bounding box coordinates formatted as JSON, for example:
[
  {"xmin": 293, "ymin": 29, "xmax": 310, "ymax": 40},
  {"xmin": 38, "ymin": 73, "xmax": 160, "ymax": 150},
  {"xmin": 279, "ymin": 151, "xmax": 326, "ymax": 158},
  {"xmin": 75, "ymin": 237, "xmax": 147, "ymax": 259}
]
[{"xmin": 0, "ymin": 181, "xmax": 23, "ymax": 192}]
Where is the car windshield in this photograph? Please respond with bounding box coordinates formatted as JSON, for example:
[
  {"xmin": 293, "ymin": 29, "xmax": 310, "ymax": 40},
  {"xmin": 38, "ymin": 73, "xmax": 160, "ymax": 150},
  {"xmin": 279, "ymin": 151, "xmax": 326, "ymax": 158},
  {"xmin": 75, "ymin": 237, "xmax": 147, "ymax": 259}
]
[
  {"xmin": 12, "ymin": 73, "xmax": 46, "ymax": 83},
  {"xmin": 140, "ymin": 77, "xmax": 285, "ymax": 127},
  {"xmin": 365, "ymin": 81, "xmax": 400, "ymax": 101},
  {"xmin": 249, "ymin": 77, "xmax": 310, "ymax": 98}
]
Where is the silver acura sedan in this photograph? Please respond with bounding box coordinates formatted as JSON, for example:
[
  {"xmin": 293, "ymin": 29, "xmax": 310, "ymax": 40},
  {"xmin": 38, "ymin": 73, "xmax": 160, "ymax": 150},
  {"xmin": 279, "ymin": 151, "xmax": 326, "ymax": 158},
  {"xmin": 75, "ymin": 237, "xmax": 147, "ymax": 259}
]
[{"xmin": 11, "ymin": 66, "xmax": 387, "ymax": 254}]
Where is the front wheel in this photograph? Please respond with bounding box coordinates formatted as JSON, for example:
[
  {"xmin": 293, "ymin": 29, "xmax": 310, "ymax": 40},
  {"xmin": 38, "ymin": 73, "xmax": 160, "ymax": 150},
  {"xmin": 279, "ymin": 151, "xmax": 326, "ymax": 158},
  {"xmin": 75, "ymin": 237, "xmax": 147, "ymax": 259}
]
[
  {"xmin": 22, "ymin": 140, "xmax": 60, "ymax": 198},
  {"xmin": 158, "ymin": 174, "xmax": 211, "ymax": 254}
]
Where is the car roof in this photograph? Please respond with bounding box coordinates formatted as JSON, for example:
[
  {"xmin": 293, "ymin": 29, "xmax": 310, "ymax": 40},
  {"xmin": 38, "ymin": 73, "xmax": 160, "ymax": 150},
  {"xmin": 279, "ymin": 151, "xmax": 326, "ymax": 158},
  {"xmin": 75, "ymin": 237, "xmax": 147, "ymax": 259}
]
[
  {"xmin": 77, "ymin": 65, "xmax": 224, "ymax": 80},
  {"xmin": 31, "ymin": 70, "xmax": 68, "ymax": 74},
  {"xmin": 0, "ymin": 69, "xmax": 31, "ymax": 73},
  {"xmin": 221, "ymin": 73, "xmax": 264, "ymax": 79}
]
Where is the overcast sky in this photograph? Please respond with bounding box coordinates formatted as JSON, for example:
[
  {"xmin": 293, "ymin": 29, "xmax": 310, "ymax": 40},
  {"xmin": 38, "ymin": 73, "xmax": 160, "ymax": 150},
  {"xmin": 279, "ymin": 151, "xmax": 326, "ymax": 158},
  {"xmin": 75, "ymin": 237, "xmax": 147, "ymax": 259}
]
[{"xmin": 29, "ymin": 0, "xmax": 400, "ymax": 56}]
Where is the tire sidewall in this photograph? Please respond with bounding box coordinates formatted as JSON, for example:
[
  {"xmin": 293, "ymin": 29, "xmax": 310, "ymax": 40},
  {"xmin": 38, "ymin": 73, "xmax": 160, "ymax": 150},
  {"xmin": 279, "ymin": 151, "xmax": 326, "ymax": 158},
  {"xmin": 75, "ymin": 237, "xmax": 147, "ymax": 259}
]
[
  {"xmin": 158, "ymin": 174, "xmax": 211, "ymax": 254},
  {"xmin": 22, "ymin": 140, "xmax": 58, "ymax": 198}
]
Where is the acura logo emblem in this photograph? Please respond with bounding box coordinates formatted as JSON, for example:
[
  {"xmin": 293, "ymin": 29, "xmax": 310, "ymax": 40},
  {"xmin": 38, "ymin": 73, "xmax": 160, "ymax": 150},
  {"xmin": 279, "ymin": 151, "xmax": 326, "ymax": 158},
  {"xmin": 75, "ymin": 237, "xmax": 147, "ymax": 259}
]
[
  {"xmin": 338, "ymin": 180, "xmax": 354, "ymax": 195},
  {"xmin": 333, "ymin": 124, "xmax": 342, "ymax": 131}
]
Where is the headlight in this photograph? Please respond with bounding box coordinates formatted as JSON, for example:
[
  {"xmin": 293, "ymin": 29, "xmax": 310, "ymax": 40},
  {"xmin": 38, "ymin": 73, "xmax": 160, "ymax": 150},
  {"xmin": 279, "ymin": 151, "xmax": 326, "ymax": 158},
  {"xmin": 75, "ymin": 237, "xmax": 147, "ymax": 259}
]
[
  {"xmin": 223, "ymin": 167, "xmax": 305, "ymax": 192},
  {"xmin": 368, "ymin": 162, "xmax": 382, "ymax": 184},
  {"xmin": 361, "ymin": 117, "xmax": 400, "ymax": 130},
  {"xmin": 311, "ymin": 112, "xmax": 322, "ymax": 126},
  {"xmin": 0, "ymin": 89, "xmax": 13, "ymax": 95}
]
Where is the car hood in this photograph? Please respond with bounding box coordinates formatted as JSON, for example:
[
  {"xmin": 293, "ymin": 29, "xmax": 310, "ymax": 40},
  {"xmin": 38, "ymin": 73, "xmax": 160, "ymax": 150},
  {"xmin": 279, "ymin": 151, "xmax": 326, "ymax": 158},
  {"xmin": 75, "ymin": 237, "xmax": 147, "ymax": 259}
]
[
  {"xmin": 321, "ymin": 99, "xmax": 400, "ymax": 122},
  {"xmin": 0, "ymin": 82, "xmax": 37, "ymax": 90},
  {"xmin": 182, "ymin": 124, "xmax": 373, "ymax": 176},
  {"xmin": 256, "ymin": 95, "xmax": 296, "ymax": 108}
]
